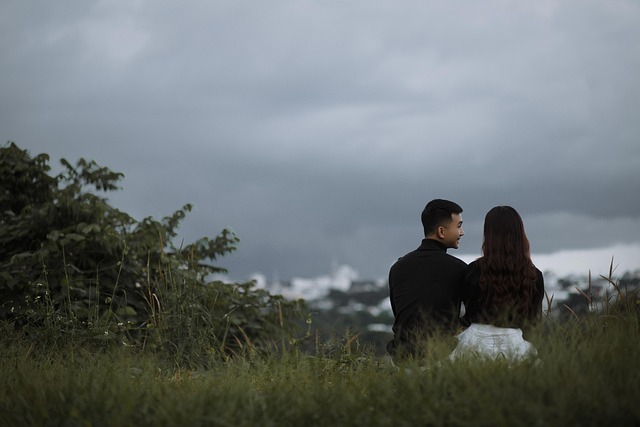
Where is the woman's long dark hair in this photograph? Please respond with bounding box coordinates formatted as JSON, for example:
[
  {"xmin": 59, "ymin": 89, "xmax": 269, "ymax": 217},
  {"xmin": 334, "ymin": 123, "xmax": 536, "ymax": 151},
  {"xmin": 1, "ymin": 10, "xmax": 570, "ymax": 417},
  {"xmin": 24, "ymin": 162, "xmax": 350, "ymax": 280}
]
[{"xmin": 477, "ymin": 206, "xmax": 538, "ymax": 322}]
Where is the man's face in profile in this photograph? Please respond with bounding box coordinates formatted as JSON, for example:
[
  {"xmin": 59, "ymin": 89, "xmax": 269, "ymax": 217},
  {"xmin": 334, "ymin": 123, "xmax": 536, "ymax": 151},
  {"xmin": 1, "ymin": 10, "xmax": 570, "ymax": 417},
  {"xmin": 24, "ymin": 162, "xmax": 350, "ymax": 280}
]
[{"xmin": 440, "ymin": 213, "xmax": 464, "ymax": 249}]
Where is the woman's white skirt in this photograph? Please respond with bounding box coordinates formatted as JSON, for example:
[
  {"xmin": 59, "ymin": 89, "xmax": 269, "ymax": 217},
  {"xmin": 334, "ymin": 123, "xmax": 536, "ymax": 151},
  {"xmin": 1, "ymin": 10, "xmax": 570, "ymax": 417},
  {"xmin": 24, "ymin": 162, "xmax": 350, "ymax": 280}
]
[{"xmin": 449, "ymin": 323, "xmax": 539, "ymax": 363}]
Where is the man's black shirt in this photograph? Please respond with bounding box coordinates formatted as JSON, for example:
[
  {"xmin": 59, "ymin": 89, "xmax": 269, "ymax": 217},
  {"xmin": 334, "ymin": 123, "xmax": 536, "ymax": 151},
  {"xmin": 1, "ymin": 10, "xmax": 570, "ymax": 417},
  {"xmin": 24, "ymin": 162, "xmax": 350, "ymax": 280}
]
[{"xmin": 387, "ymin": 239, "xmax": 467, "ymax": 358}]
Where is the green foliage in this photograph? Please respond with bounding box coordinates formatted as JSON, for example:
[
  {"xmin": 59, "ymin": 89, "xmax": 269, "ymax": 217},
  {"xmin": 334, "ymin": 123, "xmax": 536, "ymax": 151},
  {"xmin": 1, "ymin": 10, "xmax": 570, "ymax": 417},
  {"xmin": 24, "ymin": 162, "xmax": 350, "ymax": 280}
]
[{"xmin": 0, "ymin": 141, "xmax": 308, "ymax": 363}]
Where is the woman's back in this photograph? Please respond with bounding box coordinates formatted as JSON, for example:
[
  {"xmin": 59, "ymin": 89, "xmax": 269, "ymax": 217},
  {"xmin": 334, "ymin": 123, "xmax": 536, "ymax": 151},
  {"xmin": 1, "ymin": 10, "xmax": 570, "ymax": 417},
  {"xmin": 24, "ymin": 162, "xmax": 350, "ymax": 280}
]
[
  {"xmin": 462, "ymin": 259, "xmax": 544, "ymax": 329},
  {"xmin": 451, "ymin": 206, "xmax": 545, "ymax": 363}
]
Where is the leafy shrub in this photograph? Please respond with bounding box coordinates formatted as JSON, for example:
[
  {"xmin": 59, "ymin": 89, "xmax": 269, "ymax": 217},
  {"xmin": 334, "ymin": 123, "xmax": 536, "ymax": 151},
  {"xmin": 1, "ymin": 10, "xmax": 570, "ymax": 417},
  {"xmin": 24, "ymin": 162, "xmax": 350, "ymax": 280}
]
[{"xmin": 0, "ymin": 141, "xmax": 308, "ymax": 364}]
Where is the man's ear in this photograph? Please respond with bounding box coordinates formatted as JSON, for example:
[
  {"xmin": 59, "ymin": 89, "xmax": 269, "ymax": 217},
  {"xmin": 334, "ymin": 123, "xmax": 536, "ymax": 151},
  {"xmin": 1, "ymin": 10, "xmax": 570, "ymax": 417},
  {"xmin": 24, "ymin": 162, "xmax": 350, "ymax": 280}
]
[{"xmin": 436, "ymin": 226, "xmax": 445, "ymax": 239}]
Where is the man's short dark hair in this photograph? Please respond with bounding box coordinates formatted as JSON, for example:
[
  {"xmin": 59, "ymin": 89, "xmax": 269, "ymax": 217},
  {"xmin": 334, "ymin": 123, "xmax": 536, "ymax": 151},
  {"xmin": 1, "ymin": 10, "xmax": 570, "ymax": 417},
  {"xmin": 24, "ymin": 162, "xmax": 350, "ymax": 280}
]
[{"xmin": 421, "ymin": 199, "xmax": 463, "ymax": 236}]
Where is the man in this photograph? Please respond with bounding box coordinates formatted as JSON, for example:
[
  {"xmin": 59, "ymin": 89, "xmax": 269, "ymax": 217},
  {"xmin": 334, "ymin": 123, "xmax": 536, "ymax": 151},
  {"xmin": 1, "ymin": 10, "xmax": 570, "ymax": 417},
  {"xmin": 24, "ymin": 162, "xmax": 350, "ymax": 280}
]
[{"xmin": 387, "ymin": 199, "xmax": 467, "ymax": 359}]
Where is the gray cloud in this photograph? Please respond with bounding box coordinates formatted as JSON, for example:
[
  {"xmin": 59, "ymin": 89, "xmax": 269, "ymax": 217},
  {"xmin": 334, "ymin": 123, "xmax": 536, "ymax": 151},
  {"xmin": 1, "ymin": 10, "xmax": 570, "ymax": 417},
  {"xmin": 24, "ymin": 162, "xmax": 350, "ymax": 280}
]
[{"xmin": 2, "ymin": 0, "xmax": 639, "ymax": 281}]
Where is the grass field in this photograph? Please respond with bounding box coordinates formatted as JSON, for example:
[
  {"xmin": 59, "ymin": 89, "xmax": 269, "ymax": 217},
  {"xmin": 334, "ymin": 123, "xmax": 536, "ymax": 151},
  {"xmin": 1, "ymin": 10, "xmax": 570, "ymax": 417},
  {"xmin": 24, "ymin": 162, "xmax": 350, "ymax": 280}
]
[{"xmin": 2, "ymin": 302, "xmax": 639, "ymax": 427}]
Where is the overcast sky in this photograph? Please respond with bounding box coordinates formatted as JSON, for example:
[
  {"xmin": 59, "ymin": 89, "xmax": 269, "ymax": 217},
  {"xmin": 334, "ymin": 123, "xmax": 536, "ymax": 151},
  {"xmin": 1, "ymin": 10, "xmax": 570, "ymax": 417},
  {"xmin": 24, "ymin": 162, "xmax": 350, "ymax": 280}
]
[{"xmin": 2, "ymin": 0, "xmax": 639, "ymax": 282}]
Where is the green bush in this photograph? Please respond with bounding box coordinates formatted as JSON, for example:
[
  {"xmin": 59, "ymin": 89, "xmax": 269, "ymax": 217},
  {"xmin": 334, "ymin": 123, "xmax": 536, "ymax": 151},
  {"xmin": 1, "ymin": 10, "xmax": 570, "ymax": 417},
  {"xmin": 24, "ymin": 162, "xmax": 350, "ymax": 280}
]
[{"xmin": 0, "ymin": 141, "xmax": 308, "ymax": 364}]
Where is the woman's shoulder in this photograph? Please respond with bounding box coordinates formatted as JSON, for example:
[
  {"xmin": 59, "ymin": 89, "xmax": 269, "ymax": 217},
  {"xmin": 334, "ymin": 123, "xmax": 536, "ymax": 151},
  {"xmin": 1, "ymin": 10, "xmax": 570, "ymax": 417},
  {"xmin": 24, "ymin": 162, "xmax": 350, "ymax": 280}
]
[
  {"xmin": 533, "ymin": 265, "xmax": 545, "ymax": 286},
  {"xmin": 464, "ymin": 259, "xmax": 482, "ymax": 281},
  {"xmin": 532, "ymin": 264, "xmax": 544, "ymax": 278},
  {"xmin": 466, "ymin": 258, "xmax": 482, "ymax": 270}
]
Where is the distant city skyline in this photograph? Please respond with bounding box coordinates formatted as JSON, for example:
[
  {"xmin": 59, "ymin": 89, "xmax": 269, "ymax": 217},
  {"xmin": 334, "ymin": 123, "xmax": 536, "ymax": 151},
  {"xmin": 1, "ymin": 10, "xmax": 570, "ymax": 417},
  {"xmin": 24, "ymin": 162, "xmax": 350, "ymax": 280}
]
[{"xmin": 246, "ymin": 243, "xmax": 640, "ymax": 287}]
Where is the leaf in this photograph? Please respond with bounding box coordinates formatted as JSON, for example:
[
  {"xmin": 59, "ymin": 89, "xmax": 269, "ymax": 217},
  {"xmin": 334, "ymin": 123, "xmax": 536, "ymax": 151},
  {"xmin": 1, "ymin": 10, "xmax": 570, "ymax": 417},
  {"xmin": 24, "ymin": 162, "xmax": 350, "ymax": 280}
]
[
  {"xmin": 47, "ymin": 230, "xmax": 61, "ymax": 241},
  {"xmin": 116, "ymin": 306, "xmax": 137, "ymax": 317}
]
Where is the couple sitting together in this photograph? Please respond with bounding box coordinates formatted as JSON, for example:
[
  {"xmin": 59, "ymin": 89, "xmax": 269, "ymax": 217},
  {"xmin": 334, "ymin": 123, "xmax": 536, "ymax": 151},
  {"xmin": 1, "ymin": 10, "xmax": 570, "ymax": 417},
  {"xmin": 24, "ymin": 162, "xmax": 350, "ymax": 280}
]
[{"xmin": 387, "ymin": 199, "xmax": 545, "ymax": 363}]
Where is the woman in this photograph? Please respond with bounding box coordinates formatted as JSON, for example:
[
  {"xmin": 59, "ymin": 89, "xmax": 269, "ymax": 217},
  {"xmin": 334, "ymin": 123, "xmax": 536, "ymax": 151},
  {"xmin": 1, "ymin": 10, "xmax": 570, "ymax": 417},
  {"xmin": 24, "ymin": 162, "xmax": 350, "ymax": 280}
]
[{"xmin": 449, "ymin": 206, "xmax": 545, "ymax": 362}]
